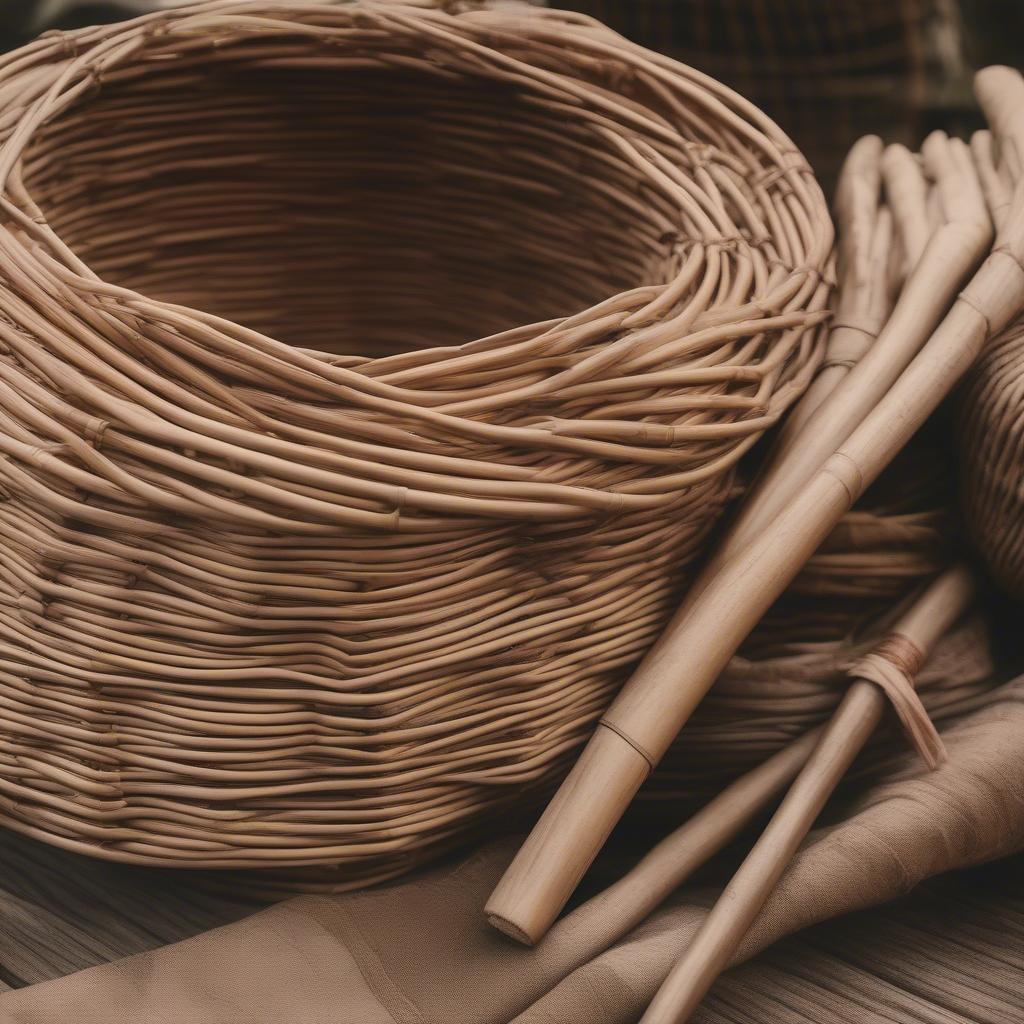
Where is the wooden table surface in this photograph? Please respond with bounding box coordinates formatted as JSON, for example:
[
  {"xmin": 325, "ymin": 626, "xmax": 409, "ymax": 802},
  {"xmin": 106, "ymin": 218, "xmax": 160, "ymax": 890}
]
[{"xmin": 0, "ymin": 827, "xmax": 1021, "ymax": 1022}]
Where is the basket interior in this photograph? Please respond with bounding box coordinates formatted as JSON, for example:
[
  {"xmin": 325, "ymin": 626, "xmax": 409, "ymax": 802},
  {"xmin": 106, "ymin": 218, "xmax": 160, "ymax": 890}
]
[{"xmin": 24, "ymin": 57, "xmax": 663, "ymax": 356}]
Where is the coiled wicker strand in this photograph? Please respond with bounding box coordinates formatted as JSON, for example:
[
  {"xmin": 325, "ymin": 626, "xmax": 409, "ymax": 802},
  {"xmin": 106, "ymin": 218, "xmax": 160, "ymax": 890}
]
[{"xmin": 0, "ymin": 0, "xmax": 831, "ymax": 886}]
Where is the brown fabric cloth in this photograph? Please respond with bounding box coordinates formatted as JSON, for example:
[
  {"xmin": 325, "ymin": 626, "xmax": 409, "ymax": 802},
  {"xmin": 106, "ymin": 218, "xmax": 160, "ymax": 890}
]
[{"xmin": 3, "ymin": 678, "xmax": 1023, "ymax": 1024}]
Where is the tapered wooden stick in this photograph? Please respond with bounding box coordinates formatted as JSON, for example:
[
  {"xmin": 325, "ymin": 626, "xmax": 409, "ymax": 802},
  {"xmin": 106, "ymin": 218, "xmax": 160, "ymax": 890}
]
[
  {"xmin": 545, "ymin": 726, "xmax": 823, "ymax": 950},
  {"xmin": 487, "ymin": 66, "xmax": 1024, "ymax": 946},
  {"xmin": 639, "ymin": 565, "xmax": 973, "ymax": 1024},
  {"xmin": 883, "ymin": 143, "xmax": 932, "ymax": 274}
]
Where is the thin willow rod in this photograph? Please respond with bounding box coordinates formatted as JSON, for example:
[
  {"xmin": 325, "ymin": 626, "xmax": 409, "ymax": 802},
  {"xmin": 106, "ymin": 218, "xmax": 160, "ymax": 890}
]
[
  {"xmin": 640, "ymin": 565, "xmax": 974, "ymax": 1024},
  {"xmin": 769, "ymin": 135, "xmax": 892, "ymax": 436},
  {"xmin": 487, "ymin": 65, "xmax": 1024, "ymax": 945},
  {"xmin": 542, "ymin": 724, "xmax": 825, "ymax": 950}
]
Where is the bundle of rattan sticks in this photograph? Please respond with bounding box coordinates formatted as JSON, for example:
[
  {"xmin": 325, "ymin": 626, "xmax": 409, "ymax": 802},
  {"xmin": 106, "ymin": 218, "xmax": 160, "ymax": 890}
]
[
  {"xmin": 648, "ymin": 127, "xmax": 999, "ymax": 810},
  {"xmin": 651, "ymin": 135, "xmax": 994, "ymax": 804},
  {"xmin": 490, "ymin": 62, "xmax": 1024, "ymax": 1024},
  {"xmin": 0, "ymin": 1, "xmax": 836, "ymax": 884}
]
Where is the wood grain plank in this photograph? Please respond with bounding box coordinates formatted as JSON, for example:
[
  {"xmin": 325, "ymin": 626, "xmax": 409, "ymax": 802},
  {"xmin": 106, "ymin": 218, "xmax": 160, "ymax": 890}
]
[{"xmin": 0, "ymin": 827, "xmax": 1020, "ymax": 1022}]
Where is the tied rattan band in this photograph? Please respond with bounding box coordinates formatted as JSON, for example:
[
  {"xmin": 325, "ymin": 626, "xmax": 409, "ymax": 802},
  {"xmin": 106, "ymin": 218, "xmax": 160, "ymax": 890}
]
[
  {"xmin": 0, "ymin": 0, "xmax": 832, "ymax": 886},
  {"xmin": 848, "ymin": 630, "xmax": 945, "ymax": 769}
]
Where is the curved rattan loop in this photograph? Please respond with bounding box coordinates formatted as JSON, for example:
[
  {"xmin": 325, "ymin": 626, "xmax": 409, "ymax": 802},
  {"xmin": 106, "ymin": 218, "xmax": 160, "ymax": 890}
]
[{"xmin": 0, "ymin": 0, "xmax": 831, "ymax": 884}]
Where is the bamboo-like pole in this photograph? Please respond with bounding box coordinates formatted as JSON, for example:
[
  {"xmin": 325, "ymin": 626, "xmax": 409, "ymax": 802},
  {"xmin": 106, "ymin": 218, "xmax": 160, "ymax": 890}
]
[
  {"xmin": 639, "ymin": 565, "xmax": 974, "ymax": 1024},
  {"xmin": 545, "ymin": 726, "xmax": 823, "ymax": 949},
  {"xmin": 695, "ymin": 129, "xmax": 988, "ymax": 574},
  {"xmin": 486, "ymin": 66, "xmax": 1024, "ymax": 946}
]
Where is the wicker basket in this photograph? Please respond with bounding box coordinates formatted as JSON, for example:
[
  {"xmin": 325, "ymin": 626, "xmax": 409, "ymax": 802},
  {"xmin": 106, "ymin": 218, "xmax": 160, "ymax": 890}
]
[{"xmin": 0, "ymin": 0, "xmax": 831, "ymax": 886}]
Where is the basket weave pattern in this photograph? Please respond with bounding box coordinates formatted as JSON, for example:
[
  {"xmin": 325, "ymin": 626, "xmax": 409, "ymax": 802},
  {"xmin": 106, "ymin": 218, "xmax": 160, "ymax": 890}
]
[
  {"xmin": 0, "ymin": 1, "xmax": 831, "ymax": 883},
  {"xmin": 958, "ymin": 316, "xmax": 1024, "ymax": 599}
]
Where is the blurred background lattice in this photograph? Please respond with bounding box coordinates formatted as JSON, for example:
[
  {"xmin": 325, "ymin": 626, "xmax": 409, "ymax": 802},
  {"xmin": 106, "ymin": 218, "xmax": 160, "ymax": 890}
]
[{"xmin": 4, "ymin": 0, "xmax": 1010, "ymax": 192}]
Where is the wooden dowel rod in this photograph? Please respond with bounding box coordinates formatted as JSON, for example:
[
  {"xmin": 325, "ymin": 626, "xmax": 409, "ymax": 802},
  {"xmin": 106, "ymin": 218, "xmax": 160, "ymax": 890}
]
[
  {"xmin": 640, "ymin": 566, "xmax": 974, "ymax": 1024},
  {"xmin": 547, "ymin": 726, "xmax": 823, "ymax": 951},
  {"xmin": 768, "ymin": 135, "xmax": 887, "ymax": 441}
]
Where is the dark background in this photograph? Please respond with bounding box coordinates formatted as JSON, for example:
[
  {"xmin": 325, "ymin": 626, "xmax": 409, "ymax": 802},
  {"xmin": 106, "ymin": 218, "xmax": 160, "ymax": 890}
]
[{"xmin": 2, "ymin": 0, "xmax": 1019, "ymax": 191}]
